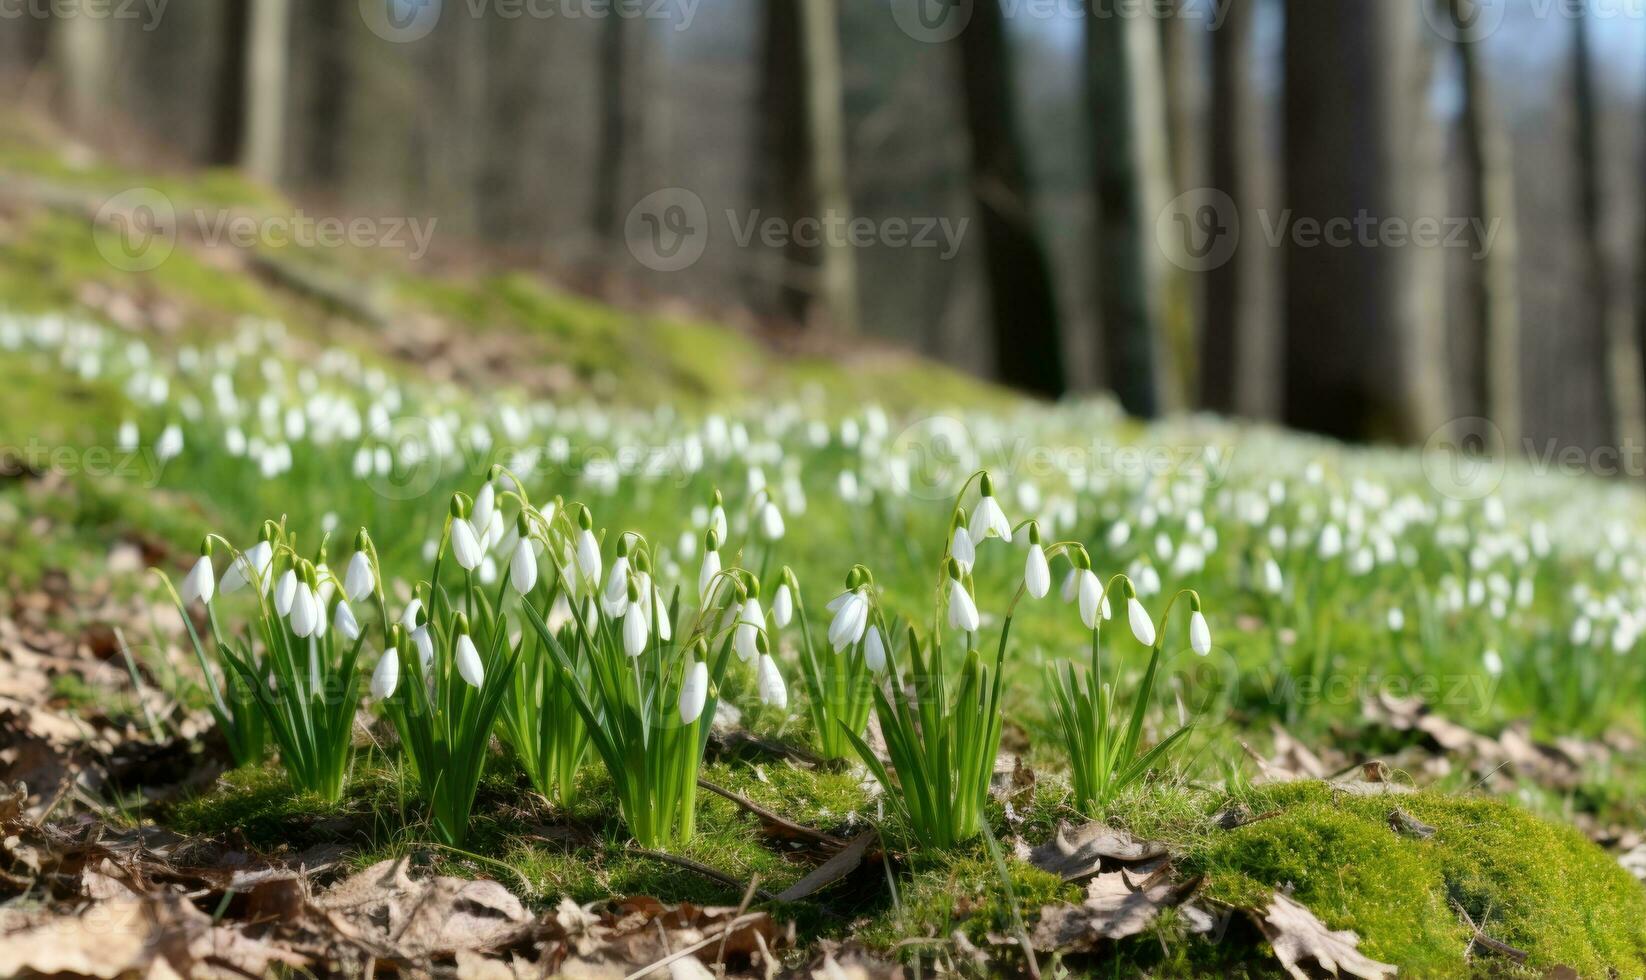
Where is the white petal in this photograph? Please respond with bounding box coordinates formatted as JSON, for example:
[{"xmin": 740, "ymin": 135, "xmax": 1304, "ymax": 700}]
[
  {"xmin": 510, "ymin": 538, "xmax": 538, "ymax": 594},
  {"xmin": 1025, "ymin": 545, "xmax": 1050, "ymax": 599},
  {"xmin": 275, "ymin": 569, "xmax": 297, "ymax": 615},
  {"xmin": 450, "ymin": 518, "xmax": 483, "ymax": 570},
  {"xmin": 370, "ymin": 648, "xmax": 399, "ymax": 699},
  {"xmin": 1128, "ymin": 597, "xmax": 1156, "ymax": 647},
  {"xmin": 948, "ymin": 579, "xmax": 979, "ymax": 633},
  {"xmin": 756, "ymin": 654, "xmax": 787, "ymax": 709},
  {"xmin": 455, "ymin": 633, "xmax": 485, "ymax": 687},
  {"xmin": 182, "ymin": 555, "xmax": 215, "ymax": 605},
  {"xmin": 863, "ymin": 625, "xmax": 886, "ymax": 673},
  {"xmin": 679, "ymin": 661, "xmax": 709, "ymax": 724},
  {"xmin": 1189, "ymin": 611, "xmax": 1211, "ymax": 656},
  {"xmin": 334, "ymin": 600, "xmax": 362, "ymax": 642},
  {"xmin": 344, "ymin": 551, "xmax": 375, "ymax": 602},
  {"xmin": 623, "ymin": 607, "xmax": 649, "ymax": 657},
  {"xmin": 772, "ymin": 584, "xmax": 793, "ymax": 628}
]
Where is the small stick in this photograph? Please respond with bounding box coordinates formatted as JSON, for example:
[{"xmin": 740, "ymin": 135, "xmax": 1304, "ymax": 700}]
[{"xmin": 696, "ymin": 778, "xmax": 848, "ymax": 848}]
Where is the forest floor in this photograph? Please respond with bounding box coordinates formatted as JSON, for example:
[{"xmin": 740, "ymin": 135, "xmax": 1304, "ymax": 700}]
[{"xmin": 2, "ymin": 113, "xmax": 1645, "ymax": 978}]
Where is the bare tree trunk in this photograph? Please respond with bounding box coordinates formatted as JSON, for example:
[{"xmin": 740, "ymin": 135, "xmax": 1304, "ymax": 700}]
[
  {"xmin": 1160, "ymin": 0, "xmax": 1203, "ymax": 407},
  {"xmin": 207, "ymin": 1, "xmax": 251, "ymax": 168},
  {"xmin": 592, "ymin": 14, "xmax": 635, "ymax": 282},
  {"xmin": 1088, "ymin": 0, "xmax": 1163, "ymax": 416},
  {"xmin": 1573, "ymin": 8, "xmax": 1646, "ymax": 454},
  {"xmin": 1201, "ymin": 0, "xmax": 1261, "ymax": 416},
  {"xmin": 956, "ymin": 0, "xmax": 1066, "ymax": 397},
  {"xmin": 51, "ymin": 12, "xmax": 111, "ymax": 132},
  {"xmin": 303, "ymin": 0, "xmax": 350, "ymax": 188},
  {"xmin": 753, "ymin": 1, "xmax": 859, "ymax": 332},
  {"xmin": 1449, "ymin": 0, "xmax": 1521, "ymax": 447},
  {"xmin": 799, "ymin": 0, "xmax": 858, "ymax": 334},
  {"xmin": 1281, "ymin": 0, "xmax": 1441, "ymax": 443},
  {"xmin": 241, "ymin": 0, "xmax": 291, "ymax": 184}
]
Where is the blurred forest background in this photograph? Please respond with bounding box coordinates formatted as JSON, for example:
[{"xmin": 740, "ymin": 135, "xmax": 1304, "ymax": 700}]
[{"xmin": 2, "ymin": 0, "xmax": 1645, "ymax": 455}]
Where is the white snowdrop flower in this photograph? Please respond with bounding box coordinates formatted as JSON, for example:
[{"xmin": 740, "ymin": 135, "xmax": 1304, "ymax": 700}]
[
  {"xmin": 951, "ymin": 525, "xmax": 976, "ymax": 574},
  {"xmin": 677, "ymin": 529, "xmax": 697, "ymax": 561},
  {"xmin": 222, "ymin": 539, "xmax": 274, "ymax": 595},
  {"xmin": 1128, "ymin": 596, "xmax": 1156, "ymax": 647},
  {"xmin": 756, "ymin": 653, "xmax": 788, "ymax": 709},
  {"xmin": 181, "ymin": 552, "xmax": 215, "ymax": 605},
  {"xmin": 603, "ymin": 550, "xmax": 632, "ymax": 618},
  {"xmin": 290, "ymin": 585, "xmax": 320, "ymax": 638},
  {"xmin": 863, "ymin": 625, "xmax": 887, "ymax": 672},
  {"xmin": 155, "ymin": 424, "xmax": 183, "ymax": 462},
  {"xmin": 455, "ymin": 632, "xmax": 485, "ymax": 688},
  {"xmin": 470, "ymin": 481, "xmax": 496, "ymax": 541},
  {"xmin": 1263, "ymin": 559, "xmax": 1284, "ymax": 595},
  {"xmin": 343, "ymin": 550, "xmax": 374, "ymax": 602},
  {"xmin": 1155, "ymin": 533, "xmax": 1174, "ymax": 561},
  {"xmin": 828, "ymin": 588, "xmax": 869, "ymax": 652},
  {"xmin": 948, "ymin": 575, "xmax": 980, "ymax": 633},
  {"xmin": 1061, "ymin": 568, "xmax": 1080, "ymax": 603},
  {"xmin": 1025, "ymin": 541, "xmax": 1050, "ymax": 599},
  {"xmin": 576, "ymin": 527, "xmax": 602, "ymax": 584},
  {"xmin": 510, "ymin": 537, "xmax": 538, "ymax": 594},
  {"xmin": 1387, "ymin": 607, "xmax": 1405, "ymax": 633},
  {"xmin": 1318, "ymin": 524, "xmax": 1343, "ymax": 560},
  {"xmin": 1107, "ymin": 520, "xmax": 1131, "ymax": 548},
  {"xmin": 679, "ymin": 659, "xmax": 709, "ymax": 724},
  {"xmin": 370, "ymin": 648, "xmax": 399, "ymax": 699},
  {"xmin": 735, "ymin": 597, "xmax": 765, "ymax": 663},
  {"xmin": 1571, "ymin": 617, "xmax": 1593, "ymax": 646},
  {"xmin": 969, "ymin": 478, "xmax": 1012, "ymax": 543},
  {"xmin": 698, "ymin": 541, "xmax": 722, "ymax": 604},
  {"xmin": 413, "ymin": 624, "xmax": 434, "ymax": 669},
  {"xmin": 1077, "ymin": 569, "xmax": 1103, "ymax": 630},
  {"xmin": 709, "ymin": 501, "xmax": 728, "ymax": 542},
  {"xmin": 334, "ymin": 600, "xmax": 361, "ymax": 642},
  {"xmin": 450, "ymin": 516, "xmax": 483, "ymax": 571},
  {"xmin": 400, "ymin": 599, "xmax": 424, "ymax": 632},
  {"xmin": 275, "ymin": 569, "xmax": 298, "ymax": 616},
  {"xmin": 772, "ymin": 582, "xmax": 794, "ymax": 628},
  {"xmin": 1482, "ymin": 649, "xmax": 1503, "ymax": 677},
  {"xmin": 1189, "ymin": 610, "xmax": 1211, "ymax": 656},
  {"xmin": 623, "ymin": 602, "xmax": 649, "ymax": 657},
  {"xmin": 1137, "ymin": 564, "xmax": 1161, "ymax": 596},
  {"xmin": 759, "ymin": 500, "xmax": 785, "ymax": 541},
  {"xmin": 117, "ymin": 420, "xmax": 138, "ymax": 452}
]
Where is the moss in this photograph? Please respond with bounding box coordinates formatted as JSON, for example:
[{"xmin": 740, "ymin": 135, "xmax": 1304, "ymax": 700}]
[{"xmin": 1186, "ymin": 782, "xmax": 1646, "ymax": 977}]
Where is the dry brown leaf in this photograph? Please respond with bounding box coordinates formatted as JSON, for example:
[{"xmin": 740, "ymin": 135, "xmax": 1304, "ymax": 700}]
[
  {"xmin": 1028, "ymin": 860, "xmax": 1194, "ymax": 951},
  {"xmin": 1256, "ymin": 892, "xmax": 1397, "ymax": 980},
  {"xmin": 315, "ymin": 858, "xmax": 534, "ymax": 961},
  {"xmin": 1016, "ymin": 820, "xmax": 1168, "ymax": 883}
]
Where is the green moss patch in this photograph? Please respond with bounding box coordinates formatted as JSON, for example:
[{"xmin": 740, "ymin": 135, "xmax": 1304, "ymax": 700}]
[{"xmin": 1187, "ymin": 782, "xmax": 1646, "ymax": 976}]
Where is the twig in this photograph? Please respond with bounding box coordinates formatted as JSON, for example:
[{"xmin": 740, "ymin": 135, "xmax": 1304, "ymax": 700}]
[
  {"xmin": 696, "ymin": 778, "xmax": 848, "ymax": 848},
  {"xmin": 621, "ymin": 910, "xmax": 770, "ymax": 980},
  {"xmin": 629, "ymin": 848, "xmax": 780, "ymax": 903}
]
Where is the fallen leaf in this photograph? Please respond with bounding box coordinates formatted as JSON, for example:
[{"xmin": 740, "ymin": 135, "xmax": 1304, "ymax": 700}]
[
  {"xmin": 1017, "ymin": 820, "xmax": 1167, "ymax": 883},
  {"xmin": 776, "ymin": 831, "xmax": 878, "ymax": 902},
  {"xmin": 315, "ymin": 858, "xmax": 534, "ymax": 961},
  {"xmin": 1387, "ymin": 809, "xmax": 1436, "ymax": 840},
  {"xmin": 1255, "ymin": 892, "xmax": 1397, "ymax": 980},
  {"xmin": 1028, "ymin": 861, "xmax": 1196, "ymax": 951}
]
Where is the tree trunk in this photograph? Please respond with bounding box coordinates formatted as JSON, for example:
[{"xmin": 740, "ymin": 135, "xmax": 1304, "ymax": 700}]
[
  {"xmin": 208, "ymin": 1, "xmax": 251, "ymax": 168},
  {"xmin": 241, "ymin": 0, "xmax": 291, "ymax": 184},
  {"xmin": 1449, "ymin": 0, "xmax": 1521, "ymax": 448},
  {"xmin": 1281, "ymin": 0, "xmax": 1442, "ymax": 443},
  {"xmin": 592, "ymin": 13, "xmax": 633, "ymax": 280},
  {"xmin": 1573, "ymin": 9, "xmax": 1645, "ymax": 454},
  {"xmin": 1088, "ymin": 0, "xmax": 1164, "ymax": 417},
  {"xmin": 753, "ymin": 1, "xmax": 859, "ymax": 332},
  {"xmin": 303, "ymin": 0, "xmax": 350, "ymax": 187},
  {"xmin": 1200, "ymin": 0, "xmax": 1261, "ymax": 416},
  {"xmin": 955, "ymin": 0, "xmax": 1066, "ymax": 397},
  {"xmin": 51, "ymin": 12, "xmax": 111, "ymax": 132}
]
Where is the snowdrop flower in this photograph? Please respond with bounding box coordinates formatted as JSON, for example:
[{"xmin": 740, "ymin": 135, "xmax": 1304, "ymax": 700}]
[
  {"xmin": 1061, "ymin": 567, "xmax": 1080, "ymax": 603},
  {"xmin": 603, "ymin": 537, "xmax": 632, "ymax": 618},
  {"xmin": 828, "ymin": 575, "xmax": 870, "ymax": 652},
  {"xmin": 221, "ymin": 533, "xmax": 274, "ymax": 595},
  {"xmin": 1024, "ymin": 523, "xmax": 1050, "ymax": 599},
  {"xmin": 948, "ymin": 562, "xmax": 980, "ymax": 633},
  {"xmin": 699, "ymin": 530, "xmax": 722, "ymax": 603},
  {"xmin": 509, "ymin": 532, "xmax": 538, "ymax": 595},
  {"xmin": 455, "ymin": 625, "xmax": 484, "ymax": 688},
  {"xmin": 708, "ymin": 490, "xmax": 728, "ymax": 542},
  {"xmin": 1189, "ymin": 603, "xmax": 1211, "ymax": 656},
  {"xmin": 772, "ymin": 572, "xmax": 795, "ymax": 628},
  {"xmin": 1318, "ymin": 524, "xmax": 1343, "ymax": 560},
  {"xmin": 413, "ymin": 623, "xmax": 434, "ymax": 670},
  {"xmin": 180, "ymin": 541, "xmax": 215, "ymax": 605},
  {"xmin": 470, "ymin": 480, "xmax": 495, "ymax": 541},
  {"xmin": 334, "ymin": 600, "xmax": 361, "ymax": 642},
  {"xmin": 1263, "ymin": 558, "xmax": 1285, "ymax": 595},
  {"xmin": 951, "ymin": 523, "xmax": 976, "ymax": 575},
  {"xmin": 1077, "ymin": 566, "xmax": 1103, "ymax": 631},
  {"xmin": 370, "ymin": 647, "xmax": 399, "ymax": 699},
  {"xmin": 1482, "ymin": 648, "xmax": 1503, "ymax": 677},
  {"xmin": 344, "ymin": 541, "xmax": 375, "ymax": 602},
  {"xmin": 275, "ymin": 569, "xmax": 298, "ymax": 616},
  {"xmin": 969, "ymin": 474, "xmax": 1012, "ymax": 543},
  {"xmin": 575, "ymin": 507, "xmax": 602, "ymax": 584},
  {"xmin": 1386, "ymin": 607, "xmax": 1405, "ymax": 633},
  {"xmin": 449, "ymin": 500, "xmax": 483, "ymax": 571},
  {"xmin": 290, "ymin": 580, "xmax": 320, "ymax": 638},
  {"xmin": 735, "ymin": 591, "xmax": 765, "ymax": 663},
  {"xmin": 679, "ymin": 656, "xmax": 709, "ymax": 724},
  {"xmin": 400, "ymin": 599, "xmax": 424, "ymax": 632},
  {"xmin": 756, "ymin": 643, "xmax": 787, "ymax": 709},
  {"xmin": 623, "ymin": 597, "xmax": 649, "ymax": 658},
  {"xmin": 863, "ymin": 625, "xmax": 887, "ymax": 673},
  {"xmin": 155, "ymin": 423, "xmax": 183, "ymax": 462},
  {"xmin": 759, "ymin": 499, "xmax": 785, "ymax": 541},
  {"xmin": 1127, "ymin": 591, "xmax": 1156, "ymax": 647}
]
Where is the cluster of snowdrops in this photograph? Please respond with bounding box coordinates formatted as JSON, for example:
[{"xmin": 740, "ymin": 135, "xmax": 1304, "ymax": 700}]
[{"xmin": 160, "ymin": 468, "xmax": 1210, "ymax": 851}]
